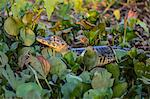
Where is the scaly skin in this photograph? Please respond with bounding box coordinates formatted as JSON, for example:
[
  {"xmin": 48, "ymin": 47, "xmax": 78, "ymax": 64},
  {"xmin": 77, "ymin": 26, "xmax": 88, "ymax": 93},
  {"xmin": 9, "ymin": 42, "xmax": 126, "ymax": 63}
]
[{"xmin": 36, "ymin": 35, "xmax": 116, "ymax": 66}]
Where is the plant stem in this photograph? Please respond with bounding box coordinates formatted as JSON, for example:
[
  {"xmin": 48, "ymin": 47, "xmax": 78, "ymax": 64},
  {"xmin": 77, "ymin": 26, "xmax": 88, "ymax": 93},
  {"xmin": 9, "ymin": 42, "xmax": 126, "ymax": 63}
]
[
  {"xmin": 29, "ymin": 66, "xmax": 43, "ymax": 90},
  {"xmin": 123, "ymin": 17, "xmax": 127, "ymax": 45},
  {"xmin": 44, "ymin": 78, "xmax": 53, "ymax": 93}
]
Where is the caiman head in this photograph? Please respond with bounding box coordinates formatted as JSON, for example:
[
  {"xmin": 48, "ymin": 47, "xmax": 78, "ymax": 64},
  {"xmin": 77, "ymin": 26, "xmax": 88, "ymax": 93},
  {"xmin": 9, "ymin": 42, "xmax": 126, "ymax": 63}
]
[{"xmin": 36, "ymin": 35, "xmax": 69, "ymax": 52}]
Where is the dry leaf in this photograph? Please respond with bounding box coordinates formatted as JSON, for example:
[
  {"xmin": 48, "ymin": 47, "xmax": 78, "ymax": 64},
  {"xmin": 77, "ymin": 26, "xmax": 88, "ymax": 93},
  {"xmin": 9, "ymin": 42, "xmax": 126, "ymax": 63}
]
[
  {"xmin": 127, "ymin": 10, "xmax": 138, "ymax": 19},
  {"xmin": 37, "ymin": 55, "xmax": 51, "ymax": 76}
]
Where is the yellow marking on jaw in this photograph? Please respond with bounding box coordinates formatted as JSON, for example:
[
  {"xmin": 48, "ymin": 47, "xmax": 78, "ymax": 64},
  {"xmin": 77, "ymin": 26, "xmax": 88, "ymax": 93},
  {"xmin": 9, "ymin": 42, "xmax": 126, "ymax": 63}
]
[{"xmin": 36, "ymin": 36, "xmax": 69, "ymax": 52}]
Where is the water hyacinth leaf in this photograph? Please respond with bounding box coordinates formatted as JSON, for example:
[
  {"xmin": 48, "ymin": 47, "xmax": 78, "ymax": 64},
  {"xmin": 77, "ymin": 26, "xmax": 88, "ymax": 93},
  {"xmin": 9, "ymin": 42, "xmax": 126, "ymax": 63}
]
[
  {"xmin": 61, "ymin": 74, "xmax": 83, "ymax": 98},
  {"xmin": 2, "ymin": 87, "xmax": 16, "ymax": 98},
  {"xmin": 134, "ymin": 61, "xmax": 146, "ymax": 77},
  {"xmin": 66, "ymin": 74, "xmax": 82, "ymax": 83},
  {"xmin": 16, "ymin": 82, "xmax": 42, "ymax": 98},
  {"xmin": 23, "ymin": 89, "xmax": 41, "ymax": 99},
  {"xmin": 0, "ymin": 51, "xmax": 8, "ymax": 67},
  {"xmin": 79, "ymin": 71, "xmax": 91, "ymax": 83},
  {"xmin": 0, "ymin": 0, "xmax": 7, "ymax": 10},
  {"xmin": 44, "ymin": 0, "xmax": 58, "ymax": 20},
  {"xmin": 10, "ymin": 42, "xmax": 19, "ymax": 51},
  {"xmin": 106, "ymin": 63, "xmax": 120, "ymax": 83},
  {"xmin": 83, "ymin": 88, "xmax": 113, "ymax": 99},
  {"xmin": 28, "ymin": 55, "xmax": 46, "ymax": 78},
  {"xmin": 58, "ymin": 3, "xmax": 72, "ymax": 20},
  {"xmin": 127, "ymin": 47, "xmax": 137, "ymax": 58},
  {"xmin": 114, "ymin": 49, "xmax": 127, "ymax": 60},
  {"xmin": 113, "ymin": 82, "xmax": 128, "ymax": 98},
  {"xmin": 37, "ymin": 55, "xmax": 51, "ymax": 76},
  {"xmin": 41, "ymin": 48, "xmax": 53, "ymax": 59},
  {"xmin": 20, "ymin": 27, "xmax": 35, "ymax": 46},
  {"xmin": 83, "ymin": 47, "xmax": 98, "ymax": 70},
  {"xmin": 91, "ymin": 69, "xmax": 114, "ymax": 89},
  {"xmin": 4, "ymin": 17, "xmax": 20, "ymax": 36},
  {"xmin": 136, "ymin": 19, "xmax": 149, "ymax": 34},
  {"xmin": 18, "ymin": 47, "xmax": 35, "ymax": 68},
  {"xmin": 0, "ymin": 42, "xmax": 9, "ymax": 53},
  {"xmin": 49, "ymin": 56, "xmax": 67, "ymax": 77},
  {"xmin": 18, "ymin": 47, "xmax": 35, "ymax": 56},
  {"xmin": 1, "ymin": 65, "xmax": 18, "ymax": 89},
  {"xmin": 22, "ymin": 13, "xmax": 33, "ymax": 25},
  {"xmin": 71, "ymin": 0, "xmax": 83, "ymax": 12},
  {"xmin": 11, "ymin": 0, "xmax": 32, "ymax": 17},
  {"xmin": 41, "ymin": 48, "xmax": 61, "ymax": 59},
  {"xmin": 64, "ymin": 51, "xmax": 77, "ymax": 65}
]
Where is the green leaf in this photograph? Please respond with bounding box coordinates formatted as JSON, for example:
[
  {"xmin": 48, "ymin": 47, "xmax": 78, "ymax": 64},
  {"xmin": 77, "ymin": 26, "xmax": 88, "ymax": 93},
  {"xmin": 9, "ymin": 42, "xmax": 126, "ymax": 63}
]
[
  {"xmin": 29, "ymin": 55, "xmax": 45, "ymax": 78},
  {"xmin": 114, "ymin": 49, "xmax": 127, "ymax": 60},
  {"xmin": 41, "ymin": 48, "xmax": 53, "ymax": 59},
  {"xmin": 79, "ymin": 71, "xmax": 92, "ymax": 83},
  {"xmin": 49, "ymin": 56, "xmax": 67, "ymax": 77},
  {"xmin": 0, "ymin": 0, "xmax": 7, "ymax": 10},
  {"xmin": 4, "ymin": 17, "xmax": 20, "ymax": 36},
  {"xmin": 83, "ymin": 88, "xmax": 113, "ymax": 99},
  {"xmin": 64, "ymin": 51, "xmax": 77, "ymax": 65},
  {"xmin": 134, "ymin": 61, "xmax": 146, "ymax": 77},
  {"xmin": 20, "ymin": 27, "xmax": 35, "ymax": 46},
  {"xmin": 2, "ymin": 86, "xmax": 16, "ymax": 98},
  {"xmin": 23, "ymin": 89, "xmax": 41, "ymax": 99},
  {"xmin": 61, "ymin": 74, "xmax": 83, "ymax": 98},
  {"xmin": 106, "ymin": 63, "xmax": 120, "ymax": 84},
  {"xmin": 10, "ymin": 42, "xmax": 19, "ymax": 51},
  {"xmin": 11, "ymin": 0, "xmax": 32, "ymax": 17},
  {"xmin": 44, "ymin": 0, "xmax": 58, "ymax": 20},
  {"xmin": 146, "ymin": 58, "xmax": 150, "ymax": 66},
  {"xmin": 91, "ymin": 69, "xmax": 114, "ymax": 89},
  {"xmin": 1, "ymin": 64, "xmax": 24, "ymax": 90},
  {"xmin": 58, "ymin": 3, "xmax": 72, "ymax": 20},
  {"xmin": 18, "ymin": 47, "xmax": 35, "ymax": 68},
  {"xmin": 127, "ymin": 47, "xmax": 137, "ymax": 58},
  {"xmin": 71, "ymin": 0, "xmax": 83, "ymax": 12},
  {"xmin": 16, "ymin": 82, "xmax": 42, "ymax": 98},
  {"xmin": 66, "ymin": 74, "xmax": 82, "ymax": 83},
  {"xmin": 134, "ymin": 60, "xmax": 150, "ymax": 79},
  {"xmin": 137, "ymin": 19, "xmax": 149, "ymax": 34},
  {"xmin": 113, "ymin": 82, "xmax": 128, "ymax": 98},
  {"xmin": 83, "ymin": 47, "xmax": 98, "ymax": 70},
  {"xmin": 0, "ymin": 51, "xmax": 8, "ymax": 67},
  {"xmin": 0, "ymin": 42, "xmax": 9, "ymax": 53}
]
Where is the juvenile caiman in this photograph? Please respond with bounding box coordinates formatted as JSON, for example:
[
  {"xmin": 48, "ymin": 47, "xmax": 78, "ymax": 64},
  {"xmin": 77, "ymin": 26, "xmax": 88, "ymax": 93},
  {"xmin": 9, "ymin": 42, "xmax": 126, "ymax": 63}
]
[{"xmin": 36, "ymin": 35, "xmax": 129, "ymax": 66}]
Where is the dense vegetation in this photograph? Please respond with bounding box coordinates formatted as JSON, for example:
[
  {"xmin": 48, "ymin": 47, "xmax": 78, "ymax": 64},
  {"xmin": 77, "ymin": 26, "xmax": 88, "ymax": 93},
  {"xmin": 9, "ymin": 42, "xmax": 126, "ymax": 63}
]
[{"xmin": 0, "ymin": 0, "xmax": 150, "ymax": 99}]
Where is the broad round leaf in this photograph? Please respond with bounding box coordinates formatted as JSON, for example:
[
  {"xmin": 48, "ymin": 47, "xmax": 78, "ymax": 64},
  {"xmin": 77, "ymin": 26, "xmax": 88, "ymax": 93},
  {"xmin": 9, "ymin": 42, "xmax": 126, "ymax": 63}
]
[
  {"xmin": 0, "ymin": 51, "xmax": 8, "ymax": 67},
  {"xmin": 4, "ymin": 17, "xmax": 19, "ymax": 36},
  {"xmin": 113, "ymin": 82, "xmax": 128, "ymax": 98},
  {"xmin": 20, "ymin": 27, "xmax": 35, "ymax": 46},
  {"xmin": 49, "ymin": 56, "xmax": 67, "ymax": 77},
  {"xmin": 22, "ymin": 13, "xmax": 33, "ymax": 25},
  {"xmin": 37, "ymin": 55, "xmax": 51, "ymax": 76},
  {"xmin": 16, "ymin": 82, "xmax": 42, "ymax": 97},
  {"xmin": 91, "ymin": 69, "xmax": 114, "ymax": 89}
]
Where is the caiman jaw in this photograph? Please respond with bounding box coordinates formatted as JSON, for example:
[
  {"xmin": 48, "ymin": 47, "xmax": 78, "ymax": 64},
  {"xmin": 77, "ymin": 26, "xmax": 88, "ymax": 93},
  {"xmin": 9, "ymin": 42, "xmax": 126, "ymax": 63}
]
[
  {"xmin": 36, "ymin": 36, "xmax": 51, "ymax": 47},
  {"xmin": 36, "ymin": 36, "xmax": 69, "ymax": 52}
]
